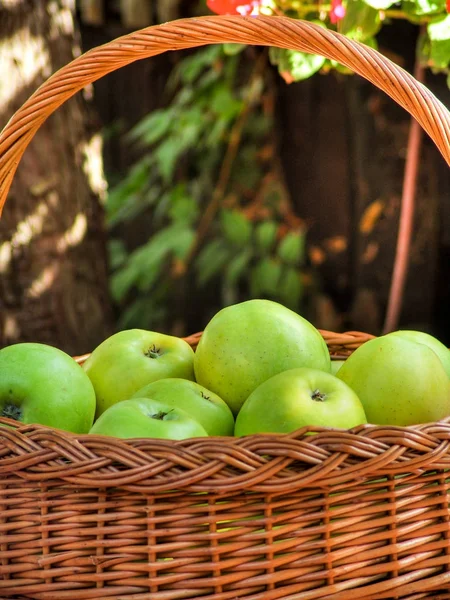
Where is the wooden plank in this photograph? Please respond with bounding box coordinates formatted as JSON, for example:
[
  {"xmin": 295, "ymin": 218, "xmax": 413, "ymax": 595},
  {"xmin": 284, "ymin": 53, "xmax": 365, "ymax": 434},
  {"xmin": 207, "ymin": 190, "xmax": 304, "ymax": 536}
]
[
  {"xmin": 119, "ymin": 0, "xmax": 153, "ymax": 28},
  {"xmin": 79, "ymin": 0, "xmax": 104, "ymax": 26}
]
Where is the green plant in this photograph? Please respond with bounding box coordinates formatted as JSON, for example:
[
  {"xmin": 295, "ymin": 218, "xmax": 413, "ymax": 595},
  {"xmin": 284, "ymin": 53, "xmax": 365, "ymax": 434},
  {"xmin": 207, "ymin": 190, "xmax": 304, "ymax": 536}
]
[
  {"xmin": 207, "ymin": 0, "xmax": 450, "ymax": 84},
  {"xmin": 107, "ymin": 43, "xmax": 309, "ymax": 332}
]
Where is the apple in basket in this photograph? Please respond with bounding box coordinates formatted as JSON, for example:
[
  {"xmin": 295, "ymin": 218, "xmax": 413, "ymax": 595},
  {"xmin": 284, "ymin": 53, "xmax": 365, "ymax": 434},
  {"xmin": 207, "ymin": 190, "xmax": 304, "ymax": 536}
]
[
  {"xmin": 337, "ymin": 332, "xmax": 450, "ymax": 426},
  {"xmin": 234, "ymin": 367, "xmax": 367, "ymax": 436},
  {"xmin": 82, "ymin": 329, "xmax": 195, "ymax": 417},
  {"xmin": 194, "ymin": 299, "xmax": 331, "ymax": 416},
  {"xmin": 131, "ymin": 378, "xmax": 234, "ymax": 436},
  {"xmin": 0, "ymin": 343, "xmax": 96, "ymax": 433},
  {"xmin": 389, "ymin": 329, "xmax": 450, "ymax": 379},
  {"xmin": 89, "ymin": 397, "xmax": 208, "ymax": 439}
]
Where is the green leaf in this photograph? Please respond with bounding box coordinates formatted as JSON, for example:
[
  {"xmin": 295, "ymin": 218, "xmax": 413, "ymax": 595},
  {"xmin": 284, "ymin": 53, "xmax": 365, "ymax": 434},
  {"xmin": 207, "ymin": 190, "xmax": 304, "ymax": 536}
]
[
  {"xmin": 223, "ymin": 43, "xmax": 247, "ymax": 55},
  {"xmin": 115, "ymin": 224, "xmax": 194, "ymax": 294},
  {"xmin": 278, "ymin": 267, "xmax": 304, "ymax": 309},
  {"xmin": 106, "ymin": 157, "xmax": 153, "ymax": 223},
  {"xmin": 168, "ymin": 185, "xmax": 199, "ymax": 225},
  {"xmin": 269, "ymin": 47, "xmax": 326, "ymax": 82},
  {"xmin": 155, "ymin": 137, "xmax": 184, "ymax": 182},
  {"xmin": 195, "ymin": 240, "xmax": 231, "ymax": 286},
  {"xmin": 110, "ymin": 262, "xmax": 140, "ymax": 302},
  {"xmin": 206, "ymin": 117, "xmax": 229, "ymax": 145},
  {"xmin": 221, "ymin": 210, "xmax": 252, "ymax": 247},
  {"xmin": 173, "ymin": 45, "xmax": 223, "ymax": 85},
  {"xmin": 137, "ymin": 260, "xmax": 164, "ymax": 292},
  {"xmin": 277, "ymin": 231, "xmax": 306, "ymax": 266},
  {"xmin": 108, "ymin": 239, "xmax": 128, "ymax": 270},
  {"xmin": 210, "ymin": 84, "xmax": 243, "ymax": 119},
  {"xmin": 255, "ymin": 221, "xmax": 278, "ymax": 254},
  {"xmin": 250, "ymin": 258, "xmax": 282, "ymax": 297},
  {"xmin": 172, "ymin": 228, "xmax": 195, "ymax": 260},
  {"xmin": 128, "ymin": 109, "xmax": 175, "ymax": 146},
  {"xmin": 232, "ymin": 145, "xmax": 263, "ymax": 189},
  {"xmin": 340, "ymin": 0, "xmax": 382, "ymax": 41},
  {"xmin": 225, "ymin": 249, "xmax": 252, "ymax": 285},
  {"xmin": 118, "ymin": 296, "xmax": 167, "ymax": 330},
  {"xmin": 129, "ymin": 224, "xmax": 189, "ymax": 282},
  {"xmin": 427, "ymin": 16, "xmax": 450, "ymax": 68},
  {"xmin": 402, "ymin": 0, "xmax": 446, "ymax": 16}
]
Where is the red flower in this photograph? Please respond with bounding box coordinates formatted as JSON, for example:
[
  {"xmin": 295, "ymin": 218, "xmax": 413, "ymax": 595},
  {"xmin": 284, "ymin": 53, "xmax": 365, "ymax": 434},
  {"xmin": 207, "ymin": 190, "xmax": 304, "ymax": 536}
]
[
  {"xmin": 206, "ymin": 0, "xmax": 262, "ymax": 16},
  {"xmin": 330, "ymin": 0, "xmax": 346, "ymax": 23},
  {"xmin": 447, "ymin": 0, "xmax": 450, "ymax": 12}
]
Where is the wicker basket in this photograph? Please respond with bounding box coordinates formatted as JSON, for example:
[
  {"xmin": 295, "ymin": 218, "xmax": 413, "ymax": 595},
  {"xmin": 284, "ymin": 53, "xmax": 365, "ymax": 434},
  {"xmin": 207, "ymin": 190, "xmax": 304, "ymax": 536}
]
[{"xmin": 1, "ymin": 15, "xmax": 450, "ymax": 600}]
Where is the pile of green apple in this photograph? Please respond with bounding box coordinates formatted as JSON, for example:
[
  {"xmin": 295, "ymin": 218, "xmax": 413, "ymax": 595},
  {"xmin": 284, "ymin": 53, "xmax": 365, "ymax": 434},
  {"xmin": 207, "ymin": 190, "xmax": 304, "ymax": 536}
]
[{"xmin": 1, "ymin": 299, "xmax": 450, "ymax": 439}]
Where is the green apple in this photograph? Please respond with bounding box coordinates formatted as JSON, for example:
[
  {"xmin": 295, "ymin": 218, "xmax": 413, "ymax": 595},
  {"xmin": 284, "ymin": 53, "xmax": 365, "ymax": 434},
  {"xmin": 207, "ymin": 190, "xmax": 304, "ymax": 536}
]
[
  {"xmin": 234, "ymin": 367, "xmax": 367, "ymax": 436},
  {"xmin": 0, "ymin": 343, "xmax": 95, "ymax": 433},
  {"xmin": 390, "ymin": 330, "xmax": 450, "ymax": 379},
  {"xmin": 83, "ymin": 329, "xmax": 195, "ymax": 417},
  {"xmin": 337, "ymin": 333, "xmax": 450, "ymax": 426},
  {"xmin": 330, "ymin": 360, "xmax": 345, "ymax": 376},
  {"xmin": 194, "ymin": 299, "xmax": 331, "ymax": 415},
  {"xmin": 89, "ymin": 397, "xmax": 208, "ymax": 439},
  {"xmin": 132, "ymin": 378, "xmax": 234, "ymax": 436}
]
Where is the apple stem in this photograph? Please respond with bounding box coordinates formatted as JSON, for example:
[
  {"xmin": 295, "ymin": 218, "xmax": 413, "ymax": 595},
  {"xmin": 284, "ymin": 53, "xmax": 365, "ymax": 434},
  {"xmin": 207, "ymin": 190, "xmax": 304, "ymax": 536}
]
[
  {"xmin": 145, "ymin": 344, "xmax": 161, "ymax": 359},
  {"xmin": 150, "ymin": 409, "xmax": 174, "ymax": 421},
  {"xmin": 311, "ymin": 389, "xmax": 326, "ymax": 402},
  {"xmin": 1, "ymin": 404, "xmax": 22, "ymax": 421}
]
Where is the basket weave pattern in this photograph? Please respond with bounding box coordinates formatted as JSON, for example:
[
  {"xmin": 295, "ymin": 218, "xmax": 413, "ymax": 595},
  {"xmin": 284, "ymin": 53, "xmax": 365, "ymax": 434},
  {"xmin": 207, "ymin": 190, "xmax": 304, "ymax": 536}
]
[
  {"xmin": 2, "ymin": 401, "xmax": 450, "ymax": 599},
  {"xmin": 0, "ymin": 14, "xmax": 450, "ymax": 600}
]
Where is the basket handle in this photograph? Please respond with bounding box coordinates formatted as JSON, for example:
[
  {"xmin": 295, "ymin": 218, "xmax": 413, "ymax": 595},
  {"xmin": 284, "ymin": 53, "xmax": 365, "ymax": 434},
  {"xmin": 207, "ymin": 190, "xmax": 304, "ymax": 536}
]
[{"xmin": 0, "ymin": 15, "xmax": 449, "ymax": 216}]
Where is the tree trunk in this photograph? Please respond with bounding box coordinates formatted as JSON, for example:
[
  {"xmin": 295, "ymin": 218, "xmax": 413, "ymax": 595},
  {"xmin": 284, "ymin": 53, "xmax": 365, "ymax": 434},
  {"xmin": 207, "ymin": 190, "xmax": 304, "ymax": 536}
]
[{"xmin": 0, "ymin": 0, "xmax": 113, "ymax": 355}]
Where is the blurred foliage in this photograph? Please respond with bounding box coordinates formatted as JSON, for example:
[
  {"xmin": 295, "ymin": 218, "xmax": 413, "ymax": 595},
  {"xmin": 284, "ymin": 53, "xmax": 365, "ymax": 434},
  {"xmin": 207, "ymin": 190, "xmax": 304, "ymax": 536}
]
[
  {"xmin": 107, "ymin": 0, "xmax": 450, "ymax": 332},
  {"xmin": 107, "ymin": 44, "xmax": 310, "ymax": 332}
]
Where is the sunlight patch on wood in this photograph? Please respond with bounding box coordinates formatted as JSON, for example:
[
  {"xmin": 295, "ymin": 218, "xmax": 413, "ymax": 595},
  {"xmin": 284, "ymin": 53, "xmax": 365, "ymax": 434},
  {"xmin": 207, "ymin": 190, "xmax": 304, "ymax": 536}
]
[
  {"xmin": 0, "ymin": 26, "xmax": 51, "ymax": 109},
  {"xmin": 0, "ymin": 201, "xmax": 50, "ymax": 274},
  {"xmin": 8, "ymin": 211, "xmax": 87, "ymax": 299},
  {"xmin": 359, "ymin": 200, "xmax": 385, "ymax": 235},
  {"xmin": 26, "ymin": 263, "xmax": 59, "ymax": 299},
  {"xmin": 1, "ymin": 0, "xmax": 28, "ymax": 6},
  {"xmin": 362, "ymin": 242, "xmax": 379, "ymax": 264},
  {"xmin": 309, "ymin": 245, "xmax": 326, "ymax": 265},
  {"xmin": 324, "ymin": 236, "xmax": 347, "ymax": 254},
  {"xmin": 48, "ymin": 0, "xmax": 75, "ymax": 38},
  {"xmin": 3, "ymin": 315, "xmax": 20, "ymax": 341},
  {"xmin": 81, "ymin": 133, "xmax": 107, "ymax": 202},
  {"xmin": 56, "ymin": 213, "xmax": 87, "ymax": 253}
]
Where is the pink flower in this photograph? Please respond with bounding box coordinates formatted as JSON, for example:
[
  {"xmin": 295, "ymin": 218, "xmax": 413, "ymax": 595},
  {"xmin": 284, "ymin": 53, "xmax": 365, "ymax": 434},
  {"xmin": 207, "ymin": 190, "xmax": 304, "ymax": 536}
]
[
  {"xmin": 207, "ymin": 0, "xmax": 263, "ymax": 16},
  {"xmin": 330, "ymin": 0, "xmax": 346, "ymax": 24}
]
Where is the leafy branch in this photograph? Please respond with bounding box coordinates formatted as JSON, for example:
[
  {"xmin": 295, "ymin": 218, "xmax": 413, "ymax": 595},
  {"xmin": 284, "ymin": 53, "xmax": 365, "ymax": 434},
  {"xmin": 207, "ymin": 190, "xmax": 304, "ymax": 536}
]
[
  {"xmin": 182, "ymin": 50, "xmax": 269, "ymax": 271},
  {"xmin": 106, "ymin": 44, "xmax": 309, "ymax": 332}
]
